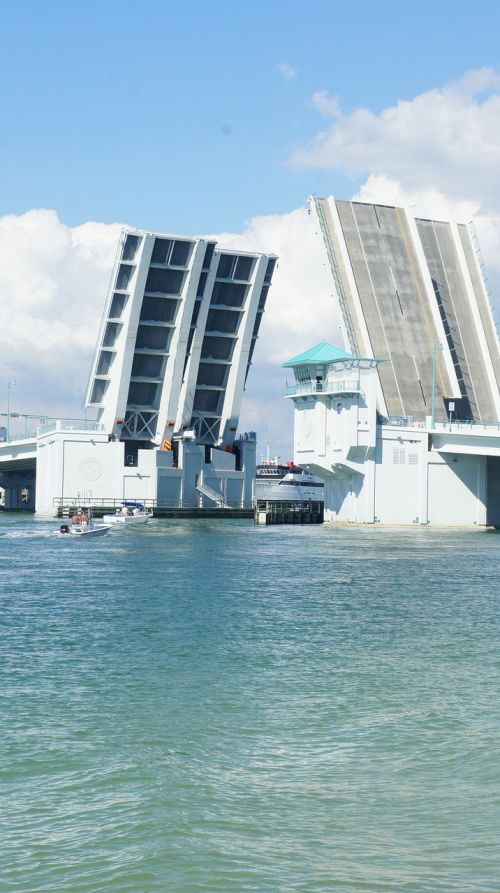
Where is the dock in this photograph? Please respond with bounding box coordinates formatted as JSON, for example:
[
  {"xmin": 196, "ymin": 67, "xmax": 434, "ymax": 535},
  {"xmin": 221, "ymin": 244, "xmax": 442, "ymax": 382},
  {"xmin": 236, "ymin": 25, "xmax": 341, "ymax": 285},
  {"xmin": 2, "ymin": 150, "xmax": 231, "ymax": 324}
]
[
  {"xmin": 55, "ymin": 502, "xmax": 253, "ymax": 520},
  {"xmin": 254, "ymin": 499, "xmax": 324, "ymax": 525}
]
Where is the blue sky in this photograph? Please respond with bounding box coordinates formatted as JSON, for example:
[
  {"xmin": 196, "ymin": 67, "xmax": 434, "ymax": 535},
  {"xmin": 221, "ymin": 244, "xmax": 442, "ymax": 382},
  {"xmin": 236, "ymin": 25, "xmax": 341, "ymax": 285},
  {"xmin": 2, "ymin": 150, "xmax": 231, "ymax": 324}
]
[
  {"xmin": 1, "ymin": 0, "xmax": 500, "ymax": 232},
  {"xmin": 2, "ymin": 1, "xmax": 500, "ymax": 454}
]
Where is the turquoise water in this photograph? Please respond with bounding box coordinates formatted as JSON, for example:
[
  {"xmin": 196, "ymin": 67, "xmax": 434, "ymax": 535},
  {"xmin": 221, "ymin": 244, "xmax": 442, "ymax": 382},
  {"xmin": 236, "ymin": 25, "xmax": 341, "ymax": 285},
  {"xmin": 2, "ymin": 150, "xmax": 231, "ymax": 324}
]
[{"xmin": 1, "ymin": 515, "xmax": 499, "ymax": 892}]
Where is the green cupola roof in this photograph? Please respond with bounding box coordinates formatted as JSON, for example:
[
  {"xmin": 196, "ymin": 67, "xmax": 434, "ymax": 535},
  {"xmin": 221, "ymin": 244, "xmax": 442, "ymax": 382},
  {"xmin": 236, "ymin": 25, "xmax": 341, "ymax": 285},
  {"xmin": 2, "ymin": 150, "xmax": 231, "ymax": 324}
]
[{"xmin": 283, "ymin": 341, "xmax": 355, "ymax": 368}]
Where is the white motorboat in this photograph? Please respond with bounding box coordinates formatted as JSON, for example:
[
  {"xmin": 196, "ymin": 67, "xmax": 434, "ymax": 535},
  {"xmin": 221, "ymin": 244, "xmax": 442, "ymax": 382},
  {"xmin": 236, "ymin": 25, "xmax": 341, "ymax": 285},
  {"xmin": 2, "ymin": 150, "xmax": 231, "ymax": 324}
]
[
  {"xmin": 56, "ymin": 507, "xmax": 111, "ymax": 538},
  {"xmin": 102, "ymin": 501, "xmax": 153, "ymax": 525}
]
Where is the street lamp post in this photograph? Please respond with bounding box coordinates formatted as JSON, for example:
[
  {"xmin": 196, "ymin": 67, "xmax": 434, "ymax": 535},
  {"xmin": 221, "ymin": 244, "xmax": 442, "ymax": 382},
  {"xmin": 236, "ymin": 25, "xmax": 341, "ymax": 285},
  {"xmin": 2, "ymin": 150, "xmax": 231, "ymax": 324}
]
[
  {"xmin": 6, "ymin": 378, "xmax": 16, "ymax": 442},
  {"xmin": 431, "ymin": 342, "xmax": 443, "ymax": 429}
]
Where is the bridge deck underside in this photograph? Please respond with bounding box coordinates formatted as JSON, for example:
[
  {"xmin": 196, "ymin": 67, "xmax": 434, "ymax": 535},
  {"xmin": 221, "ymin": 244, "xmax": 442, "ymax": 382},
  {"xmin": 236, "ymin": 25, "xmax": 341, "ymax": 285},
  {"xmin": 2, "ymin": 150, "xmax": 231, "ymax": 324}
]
[{"xmin": 0, "ymin": 457, "xmax": 36, "ymax": 474}]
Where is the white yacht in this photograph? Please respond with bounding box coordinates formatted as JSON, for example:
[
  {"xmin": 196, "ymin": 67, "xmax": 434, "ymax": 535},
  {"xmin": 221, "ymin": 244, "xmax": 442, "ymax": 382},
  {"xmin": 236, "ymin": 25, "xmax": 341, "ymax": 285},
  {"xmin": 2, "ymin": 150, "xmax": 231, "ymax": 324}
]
[{"xmin": 255, "ymin": 459, "xmax": 325, "ymax": 502}]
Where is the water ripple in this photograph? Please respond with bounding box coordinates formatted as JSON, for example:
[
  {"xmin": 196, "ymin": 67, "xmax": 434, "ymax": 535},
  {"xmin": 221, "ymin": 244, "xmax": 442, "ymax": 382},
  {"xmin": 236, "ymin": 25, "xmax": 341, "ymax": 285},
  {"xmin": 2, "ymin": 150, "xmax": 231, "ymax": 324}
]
[{"xmin": 1, "ymin": 518, "xmax": 499, "ymax": 891}]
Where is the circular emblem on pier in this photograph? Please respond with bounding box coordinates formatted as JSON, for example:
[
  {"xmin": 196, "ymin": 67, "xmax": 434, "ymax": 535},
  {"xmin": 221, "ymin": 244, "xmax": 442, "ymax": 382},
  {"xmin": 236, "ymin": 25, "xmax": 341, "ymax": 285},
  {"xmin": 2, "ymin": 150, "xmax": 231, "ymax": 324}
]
[
  {"xmin": 79, "ymin": 457, "xmax": 103, "ymax": 482},
  {"xmin": 303, "ymin": 414, "xmax": 312, "ymax": 438}
]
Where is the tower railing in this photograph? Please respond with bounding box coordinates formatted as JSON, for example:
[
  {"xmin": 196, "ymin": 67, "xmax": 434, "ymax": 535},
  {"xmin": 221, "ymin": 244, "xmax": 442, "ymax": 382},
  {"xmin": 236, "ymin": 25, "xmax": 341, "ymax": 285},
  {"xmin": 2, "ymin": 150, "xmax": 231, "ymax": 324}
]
[{"xmin": 285, "ymin": 378, "xmax": 362, "ymax": 398}]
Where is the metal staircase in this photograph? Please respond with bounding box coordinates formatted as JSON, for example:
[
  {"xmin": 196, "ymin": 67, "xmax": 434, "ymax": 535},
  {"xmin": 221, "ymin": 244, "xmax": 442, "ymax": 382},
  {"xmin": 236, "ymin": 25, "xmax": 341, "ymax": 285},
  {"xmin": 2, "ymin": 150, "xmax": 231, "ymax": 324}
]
[{"xmin": 195, "ymin": 472, "xmax": 230, "ymax": 508}]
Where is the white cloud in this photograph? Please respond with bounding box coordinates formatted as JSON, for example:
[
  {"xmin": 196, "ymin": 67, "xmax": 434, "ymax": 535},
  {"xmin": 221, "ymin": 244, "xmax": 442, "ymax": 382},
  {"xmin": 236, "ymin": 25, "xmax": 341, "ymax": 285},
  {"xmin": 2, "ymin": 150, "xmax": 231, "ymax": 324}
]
[
  {"xmin": 353, "ymin": 174, "xmax": 479, "ymax": 223},
  {"xmin": 0, "ymin": 207, "xmax": 338, "ymax": 456},
  {"xmin": 290, "ymin": 67, "xmax": 500, "ymax": 211},
  {"xmin": 207, "ymin": 207, "xmax": 337, "ymax": 363},
  {"xmin": 289, "ymin": 67, "xmax": 500, "ymax": 325},
  {"xmin": 276, "ymin": 62, "xmax": 297, "ymax": 81},
  {"xmin": 208, "ymin": 207, "xmax": 339, "ymax": 455},
  {"xmin": 0, "ymin": 209, "xmax": 122, "ymax": 428},
  {"xmin": 311, "ymin": 90, "xmax": 341, "ymax": 118},
  {"xmin": 5, "ymin": 66, "xmax": 500, "ymax": 454}
]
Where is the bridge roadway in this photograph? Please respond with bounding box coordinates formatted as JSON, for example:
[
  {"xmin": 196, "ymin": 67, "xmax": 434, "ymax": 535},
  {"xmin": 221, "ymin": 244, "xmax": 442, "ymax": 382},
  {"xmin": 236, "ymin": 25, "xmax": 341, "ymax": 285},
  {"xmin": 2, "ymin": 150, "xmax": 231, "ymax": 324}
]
[
  {"xmin": 4, "ymin": 422, "xmax": 500, "ymax": 472},
  {"xmin": 428, "ymin": 421, "xmax": 500, "ymax": 457},
  {"xmin": 0, "ymin": 436, "xmax": 37, "ymax": 472},
  {"xmin": 335, "ymin": 200, "xmax": 447, "ymax": 422},
  {"xmin": 417, "ymin": 219, "xmax": 491, "ymax": 423},
  {"xmin": 329, "ymin": 200, "xmax": 499, "ymax": 426}
]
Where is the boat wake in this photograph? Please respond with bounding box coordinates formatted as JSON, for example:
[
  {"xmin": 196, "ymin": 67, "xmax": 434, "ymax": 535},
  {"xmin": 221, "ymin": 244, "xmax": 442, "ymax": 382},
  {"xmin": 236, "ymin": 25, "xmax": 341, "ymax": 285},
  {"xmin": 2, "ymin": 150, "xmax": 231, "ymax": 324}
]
[{"xmin": 0, "ymin": 530, "xmax": 49, "ymax": 539}]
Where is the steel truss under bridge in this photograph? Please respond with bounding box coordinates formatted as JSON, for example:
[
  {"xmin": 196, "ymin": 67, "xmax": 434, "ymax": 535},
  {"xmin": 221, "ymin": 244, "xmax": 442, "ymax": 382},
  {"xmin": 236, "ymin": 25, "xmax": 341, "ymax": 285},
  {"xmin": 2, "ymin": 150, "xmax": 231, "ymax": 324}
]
[{"xmin": 122, "ymin": 410, "xmax": 159, "ymax": 440}]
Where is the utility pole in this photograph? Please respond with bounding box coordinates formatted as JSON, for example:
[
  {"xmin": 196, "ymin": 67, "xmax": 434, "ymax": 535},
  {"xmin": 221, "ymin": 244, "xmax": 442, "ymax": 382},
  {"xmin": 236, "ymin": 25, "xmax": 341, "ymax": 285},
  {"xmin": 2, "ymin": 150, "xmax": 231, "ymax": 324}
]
[{"xmin": 6, "ymin": 378, "xmax": 16, "ymax": 442}]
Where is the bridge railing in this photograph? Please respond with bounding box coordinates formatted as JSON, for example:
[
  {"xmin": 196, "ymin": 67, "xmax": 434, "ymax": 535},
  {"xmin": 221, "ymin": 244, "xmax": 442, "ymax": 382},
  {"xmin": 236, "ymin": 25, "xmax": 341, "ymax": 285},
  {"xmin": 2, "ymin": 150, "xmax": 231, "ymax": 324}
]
[
  {"xmin": 38, "ymin": 419, "xmax": 105, "ymax": 436},
  {"xmin": 0, "ymin": 431, "xmax": 39, "ymax": 444},
  {"xmin": 53, "ymin": 496, "xmax": 254, "ymax": 511},
  {"xmin": 381, "ymin": 416, "xmax": 500, "ymax": 433},
  {"xmin": 430, "ymin": 420, "xmax": 500, "ymax": 433}
]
